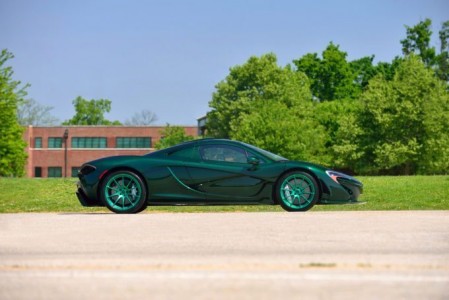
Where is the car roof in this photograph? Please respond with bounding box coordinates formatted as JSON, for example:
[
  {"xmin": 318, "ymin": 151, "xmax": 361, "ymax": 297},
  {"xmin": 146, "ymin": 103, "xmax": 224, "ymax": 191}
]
[
  {"xmin": 175, "ymin": 138, "xmax": 240, "ymax": 147},
  {"xmin": 195, "ymin": 138, "xmax": 237, "ymax": 145},
  {"xmin": 148, "ymin": 139, "xmax": 249, "ymax": 157},
  {"xmin": 148, "ymin": 138, "xmax": 291, "ymax": 163}
]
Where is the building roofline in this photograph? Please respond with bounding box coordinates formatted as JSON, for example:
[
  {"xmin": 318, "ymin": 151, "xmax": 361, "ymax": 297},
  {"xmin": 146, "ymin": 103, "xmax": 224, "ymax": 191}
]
[{"xmin": 24, "ymin": 125, "xmax": 198, "ymax": 129}]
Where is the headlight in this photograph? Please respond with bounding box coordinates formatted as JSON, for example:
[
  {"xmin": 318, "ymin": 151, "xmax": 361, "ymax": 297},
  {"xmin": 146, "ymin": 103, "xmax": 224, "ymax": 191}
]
[
  {"xmin": 326, "ymin": 170, "xmax": 350, "ymax": 184},
  {"xmin": 326, "ymin": 170, "xmax": 362, "ymax": 186}
]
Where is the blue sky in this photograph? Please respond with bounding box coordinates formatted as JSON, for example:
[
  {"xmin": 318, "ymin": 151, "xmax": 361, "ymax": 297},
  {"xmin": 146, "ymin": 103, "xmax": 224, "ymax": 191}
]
[{"xmin": 1, "ymin": 0, "xmax": 448, "ymax": 125}]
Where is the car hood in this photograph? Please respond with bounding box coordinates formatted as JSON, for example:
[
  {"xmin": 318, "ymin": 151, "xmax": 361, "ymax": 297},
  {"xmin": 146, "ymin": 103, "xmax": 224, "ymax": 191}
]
[{"xmin": 284, "ymin": 160, "xmax": 328, "ymax": 172}]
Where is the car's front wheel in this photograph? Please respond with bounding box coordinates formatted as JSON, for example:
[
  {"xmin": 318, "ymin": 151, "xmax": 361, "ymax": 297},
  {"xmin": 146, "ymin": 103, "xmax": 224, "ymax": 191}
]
[
  {"xmin": 276, "ymin": 171, "xmax": 319, "ymax": 212},
  {"xmin": 100, "ymin": 170, "xmax": 147, "ymax": 214}
]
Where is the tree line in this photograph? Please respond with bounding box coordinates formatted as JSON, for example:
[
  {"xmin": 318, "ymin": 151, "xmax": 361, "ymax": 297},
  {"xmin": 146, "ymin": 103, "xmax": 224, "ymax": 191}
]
[
  {"xmin": 1, "ymin": 18, "xmax": 448, "ymax": 176},
  {"xmin": 18, "ymin": 96, "xmax": 158, "ymax": 126},
  {"xmin": 206, "ymin": 19, "xmax": 449, "ymax": 175}
]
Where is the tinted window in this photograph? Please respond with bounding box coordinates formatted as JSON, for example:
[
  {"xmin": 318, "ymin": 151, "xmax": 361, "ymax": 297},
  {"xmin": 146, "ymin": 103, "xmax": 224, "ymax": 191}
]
[
  {"xmin": 116, "ymin": 137, "xmax": 151, "ymax": 148},
  {"xmin": 34, "ymin": 167, "xmax": 42, "ymax": 177},
  {"xmin": 35, "ymin": 137, "xmax": 42, "ymax": 148},
  {"xmin": 200, "ymin": 145, "xmax": 247, "ymax": 163},
  {"xmin": 72, "ymin": 137, "xmax": 107, "ymax": 148},
  {"xmin": 241, "ymin": 142, "xmax": 287, "ymax": 161},
  {"xmin": 48, "ymin": 167, "xmax": 62, "ymax": 177},
  {"xmin": 48, "ymin": 137, "xmax": 63, "ymax": 148}
]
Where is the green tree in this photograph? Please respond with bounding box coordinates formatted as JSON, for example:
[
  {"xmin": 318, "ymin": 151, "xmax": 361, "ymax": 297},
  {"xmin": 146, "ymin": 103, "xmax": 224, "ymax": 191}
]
[
  {"xmin": 313, "ymin": 99, "xmax": 362, "ymax": 169},
  {"xmin": 374, "ymin": 57, "xmax": 402, "ymax": 81},
  {"xmin": 207, "ymin": 53, "xmax": 311, "ymax": 138},
  {"xmin": 350, "ymin": 55, "xmax": 402, "ymax": 89},
  {"xmin": 437, "ymin": 20, "xmax": 449, "ymax": 81},
  {"xmin": 63, "ymin": 96, "xmax": 122, "ymax": 125},
  {"xmin": 294, "ymin": 42, "xmax": 360, "ymax": 101},
  {"xmin": 349, "ymin": 55, "xmax": 376, "ymax": 90},
  {"xmin": 329, "ymin": 103, "xmax": 365, "ymax": 172},
  {"xmin": 400, "ymin": 18, "xmax": 449, "ymax": 81},
  {"xmin": 400, "ymin": 18, "xmax": 436, "ymax": 67},
  {"xmin": 154, "ymin": 124, "xmax": 194, "ymax": 150},
  {"xmin": 0, "ymin": 50, "xmax": 28, "ymax": 176},
  {"xmin": 292, "ymin": 53, "xmax": 321, "ymax": 100},
  {"xmin": 230, "ymin": 100, "xmax": 328, "ymax": 164},
  {"xmin": 354, "ymin": 55, "xmax": 449, "ymax": 174}
]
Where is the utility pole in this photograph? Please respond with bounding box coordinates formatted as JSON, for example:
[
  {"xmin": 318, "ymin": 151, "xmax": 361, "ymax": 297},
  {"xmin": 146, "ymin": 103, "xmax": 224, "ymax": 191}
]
[{"xmin": 63, "ymin": 129, "xmax": 69, "ymax": 177}]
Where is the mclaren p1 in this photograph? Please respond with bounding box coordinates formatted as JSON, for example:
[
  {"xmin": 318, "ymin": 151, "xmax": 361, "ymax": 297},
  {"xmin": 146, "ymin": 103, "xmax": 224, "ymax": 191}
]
[{"xmin": 76, "ymin": 139, "xmax": 363, "ymax": 213}]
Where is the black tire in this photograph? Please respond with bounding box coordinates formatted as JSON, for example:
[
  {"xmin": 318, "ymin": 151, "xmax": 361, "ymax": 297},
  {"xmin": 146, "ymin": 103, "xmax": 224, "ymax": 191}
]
[
  {"xmin": 276, "ymin": 171, "xmax": 319, "ymax": 212},
  {"xmin": 100, "ymin": 170, "xmax": 147, "ymax": 214}
]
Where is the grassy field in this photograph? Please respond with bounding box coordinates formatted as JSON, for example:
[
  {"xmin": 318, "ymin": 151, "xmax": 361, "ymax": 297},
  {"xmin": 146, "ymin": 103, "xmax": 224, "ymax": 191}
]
[{"xmin": 0, "ymin": 176, "xmax": 448, "ymax": 213}]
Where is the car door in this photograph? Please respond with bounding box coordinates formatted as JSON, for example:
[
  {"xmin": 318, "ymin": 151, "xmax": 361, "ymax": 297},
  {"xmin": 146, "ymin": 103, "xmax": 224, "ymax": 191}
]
[
  {"xmin": 183, "ymin": 144, "xmax": 269, "ymax": 200},
  {"xmin": 143, "ymin": 144, "xmax": 205, "ymax": 201}
]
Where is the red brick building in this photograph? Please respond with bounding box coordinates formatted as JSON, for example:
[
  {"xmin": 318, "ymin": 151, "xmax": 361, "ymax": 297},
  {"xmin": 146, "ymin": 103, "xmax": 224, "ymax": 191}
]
[{"xmin": 23, "ymin": 126, "xmax": 198, "ymax": 178}]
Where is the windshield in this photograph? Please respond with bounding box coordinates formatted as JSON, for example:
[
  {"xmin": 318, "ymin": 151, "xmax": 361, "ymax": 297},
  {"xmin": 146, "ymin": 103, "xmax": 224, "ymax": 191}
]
[{"xmin": 241, "ymin": 142, "xmax": 288, "ymax": 162}]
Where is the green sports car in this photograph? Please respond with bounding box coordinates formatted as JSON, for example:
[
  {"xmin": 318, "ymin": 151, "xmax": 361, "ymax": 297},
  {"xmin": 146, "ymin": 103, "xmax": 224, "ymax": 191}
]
[{"xmin": 76, "ymin": 139, "xmax": 363, "ymax": 213}]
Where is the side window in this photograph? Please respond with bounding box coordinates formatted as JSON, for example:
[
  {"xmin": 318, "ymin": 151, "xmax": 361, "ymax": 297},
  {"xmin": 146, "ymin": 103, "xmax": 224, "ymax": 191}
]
[{"xmin": 200, "ymin": 145, "xmax": 248, "ymax": 163}]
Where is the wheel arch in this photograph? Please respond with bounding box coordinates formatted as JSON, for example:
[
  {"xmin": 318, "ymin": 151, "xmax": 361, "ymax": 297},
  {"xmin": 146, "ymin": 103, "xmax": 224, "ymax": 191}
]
[
  {"xmin": 272, "ymin": 167, "xmax": 322, "ymax": 204},
  {"xmin": 96, "ymin": 166, "xmax": 149, "ymax": 202}
]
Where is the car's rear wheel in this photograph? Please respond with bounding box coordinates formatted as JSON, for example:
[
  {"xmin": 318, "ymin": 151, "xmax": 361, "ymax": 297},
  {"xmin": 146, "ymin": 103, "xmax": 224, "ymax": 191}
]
[
  {"xmin": 276, "ymin": 171, "xmax": 318, "ymax": 212},
  {"xmin": 100, "ymin": 170, "xmax": 147, "ymax": 214}
]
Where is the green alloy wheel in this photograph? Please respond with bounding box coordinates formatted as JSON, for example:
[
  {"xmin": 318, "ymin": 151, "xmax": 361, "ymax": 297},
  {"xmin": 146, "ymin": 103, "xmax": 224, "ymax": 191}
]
[
  {"xmin": 101, "ymin": 170, "xmax": 147, "ymax": 213},
  {"xmin": 277, "ymin": 171, "xmax": 319, "ymax": 212}
]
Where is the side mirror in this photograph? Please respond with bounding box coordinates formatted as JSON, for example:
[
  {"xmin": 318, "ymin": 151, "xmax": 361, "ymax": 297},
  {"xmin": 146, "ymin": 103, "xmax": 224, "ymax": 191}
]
[{"xmin": 247, "ymin": 156, "xmax": 260, "ymax": 165}]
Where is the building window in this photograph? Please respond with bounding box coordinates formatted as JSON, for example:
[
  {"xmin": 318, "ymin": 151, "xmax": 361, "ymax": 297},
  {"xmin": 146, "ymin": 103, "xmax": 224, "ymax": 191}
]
[
  {"xmin": 48, "ymin": 137, "xmax": 63, "ymax": 148},
  {"xmin": 116, "ymin": 137, "xmax": 151, "ymax": 148},
  {"xmin": 48, "ymin": 167, "xmax": 62, "ymax": 178},
  {"xmin": 34, "ymin": 167, "xmax": 42, "ymax": 178},
  {"xmin": 72, "ymin": 137, "xmax": 107, "ymax": 148},
  {"xmin": 71, "ymin": 167, "xmax": 81, "ymax": 177},
  {"xmin": 34, "ymin": 137, "xmax": 42, "ymax": 148}
]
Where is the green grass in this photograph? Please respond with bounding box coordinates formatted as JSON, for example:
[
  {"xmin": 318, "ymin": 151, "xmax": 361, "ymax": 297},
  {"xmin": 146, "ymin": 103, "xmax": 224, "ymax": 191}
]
[
  {"xmin": 0, "ymin": 176, "xmax": 448, "ymax": 213},
  {"xmin": 313, "ymin": 175, "xmax": 449, "ymax": 211}
]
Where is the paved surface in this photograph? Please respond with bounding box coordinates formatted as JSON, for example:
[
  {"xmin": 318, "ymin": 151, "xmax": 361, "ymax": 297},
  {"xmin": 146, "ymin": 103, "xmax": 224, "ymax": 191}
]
[{"xmin": 0, "ymin": 211, "xmax": 448, "ymax": 299}]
